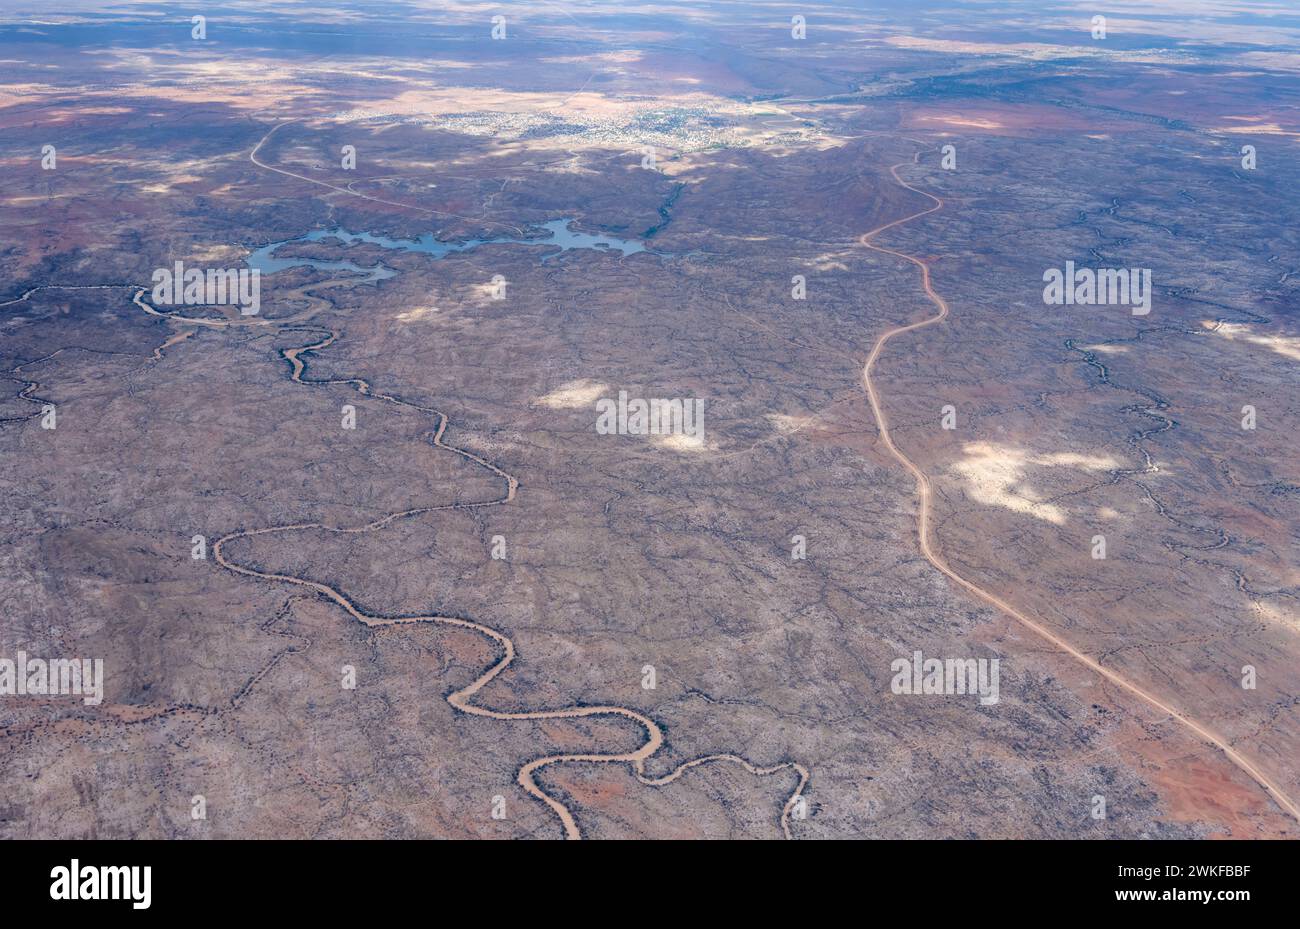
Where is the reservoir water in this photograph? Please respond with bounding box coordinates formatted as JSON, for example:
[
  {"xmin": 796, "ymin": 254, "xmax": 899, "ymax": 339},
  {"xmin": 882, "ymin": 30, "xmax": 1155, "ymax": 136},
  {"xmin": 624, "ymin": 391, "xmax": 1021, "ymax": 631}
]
[{"xmin": 246, "ymin": 218, "xmax": 646, "ymax": 280}]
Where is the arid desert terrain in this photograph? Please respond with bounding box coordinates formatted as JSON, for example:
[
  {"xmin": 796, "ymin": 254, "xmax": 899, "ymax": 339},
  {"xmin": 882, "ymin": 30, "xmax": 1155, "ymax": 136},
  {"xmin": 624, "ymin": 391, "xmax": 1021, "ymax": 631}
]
[{"xmin": 2, "ymin": 0, "xmax": 1299, "ymax": 839}]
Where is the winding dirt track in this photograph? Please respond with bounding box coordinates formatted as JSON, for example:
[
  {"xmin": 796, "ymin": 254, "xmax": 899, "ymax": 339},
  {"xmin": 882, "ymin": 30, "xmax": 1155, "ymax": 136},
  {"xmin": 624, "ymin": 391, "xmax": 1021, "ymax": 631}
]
[{"xmin": 859, "ymin": 153, "xmax": 1300, "ymax": 824}]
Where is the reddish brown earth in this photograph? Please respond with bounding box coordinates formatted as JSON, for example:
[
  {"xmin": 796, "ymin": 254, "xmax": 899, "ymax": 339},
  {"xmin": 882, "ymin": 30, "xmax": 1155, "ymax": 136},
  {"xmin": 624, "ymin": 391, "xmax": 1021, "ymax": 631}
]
[{"xmin": 1, "ymin": 1, "xmax": 1298, "ymax": 840}]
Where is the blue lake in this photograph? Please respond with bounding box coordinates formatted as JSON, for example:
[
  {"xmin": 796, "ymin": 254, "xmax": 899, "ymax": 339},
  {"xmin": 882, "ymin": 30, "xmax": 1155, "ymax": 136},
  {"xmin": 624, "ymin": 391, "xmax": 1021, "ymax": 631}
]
[{"xmin": 246, "ymin": 218, "xmax": 646, "ymax": 280}]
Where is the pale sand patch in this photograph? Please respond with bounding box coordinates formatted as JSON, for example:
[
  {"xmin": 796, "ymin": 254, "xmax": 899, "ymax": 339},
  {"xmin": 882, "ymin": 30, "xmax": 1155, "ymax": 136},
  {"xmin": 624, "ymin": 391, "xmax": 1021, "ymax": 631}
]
[
  {"xmin": 766, "ymin": 412, "xmax": 815, "ymax": 435},
  {"xmin": 916, "ymin": 115, "xmax": 1006, "ymax": 130},
  {"xmin": 1252, "ymin": 601, "xmax": 1300, "ymax": 635},
  {"xmin": 808, "ymin": 253, "xmax": 850, "ymax": 272},
  {"xmin": 542, "ymin": 50, "xmax": 642, "ymax": 66},
  {"xmin": 2, "ymin": 195, "xmax": 72, "ymax": 205},
  {"xmin": 469, "ymin": 280, "xmax": 506, "ymax": 302},
  {"xmin": 1214, "ymin": 122, "xmax": 1300, "ymax": 137},
  {"xmin": 1205, "ymin": 321, "xmax": 1300, "ymax": 362},
  {"xmin": 395, "ymin": 306, "xmax": 438, "ymax": 323},
  {"xmin": 653, "ymin": 433, "xmax": 715, "ymax": 453},
  {"xmin": 1037, "ymin": 451, "xmax": 1124, "ymax": 469},
  {"xmin": 885, "ymin": 36, "xmax": 1073, "ymax": 57},
  {"xmin": 190, "ymin": 244, "xmax": 244, "ymax": 263},
  {"xmin": 536, "ymin": 379, "xmax": 609, "ymax": 410},
  {"xmin": 1082, "ymin": 343, "xmax": 1129, "ymax": 354},
  {"xmin": 882, "ymin": 33, "xmax": 1202, "ymax": 65},
  {"xmin": 950, "ymin": 441, "xmax": 1122, "ymax": 525}
]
